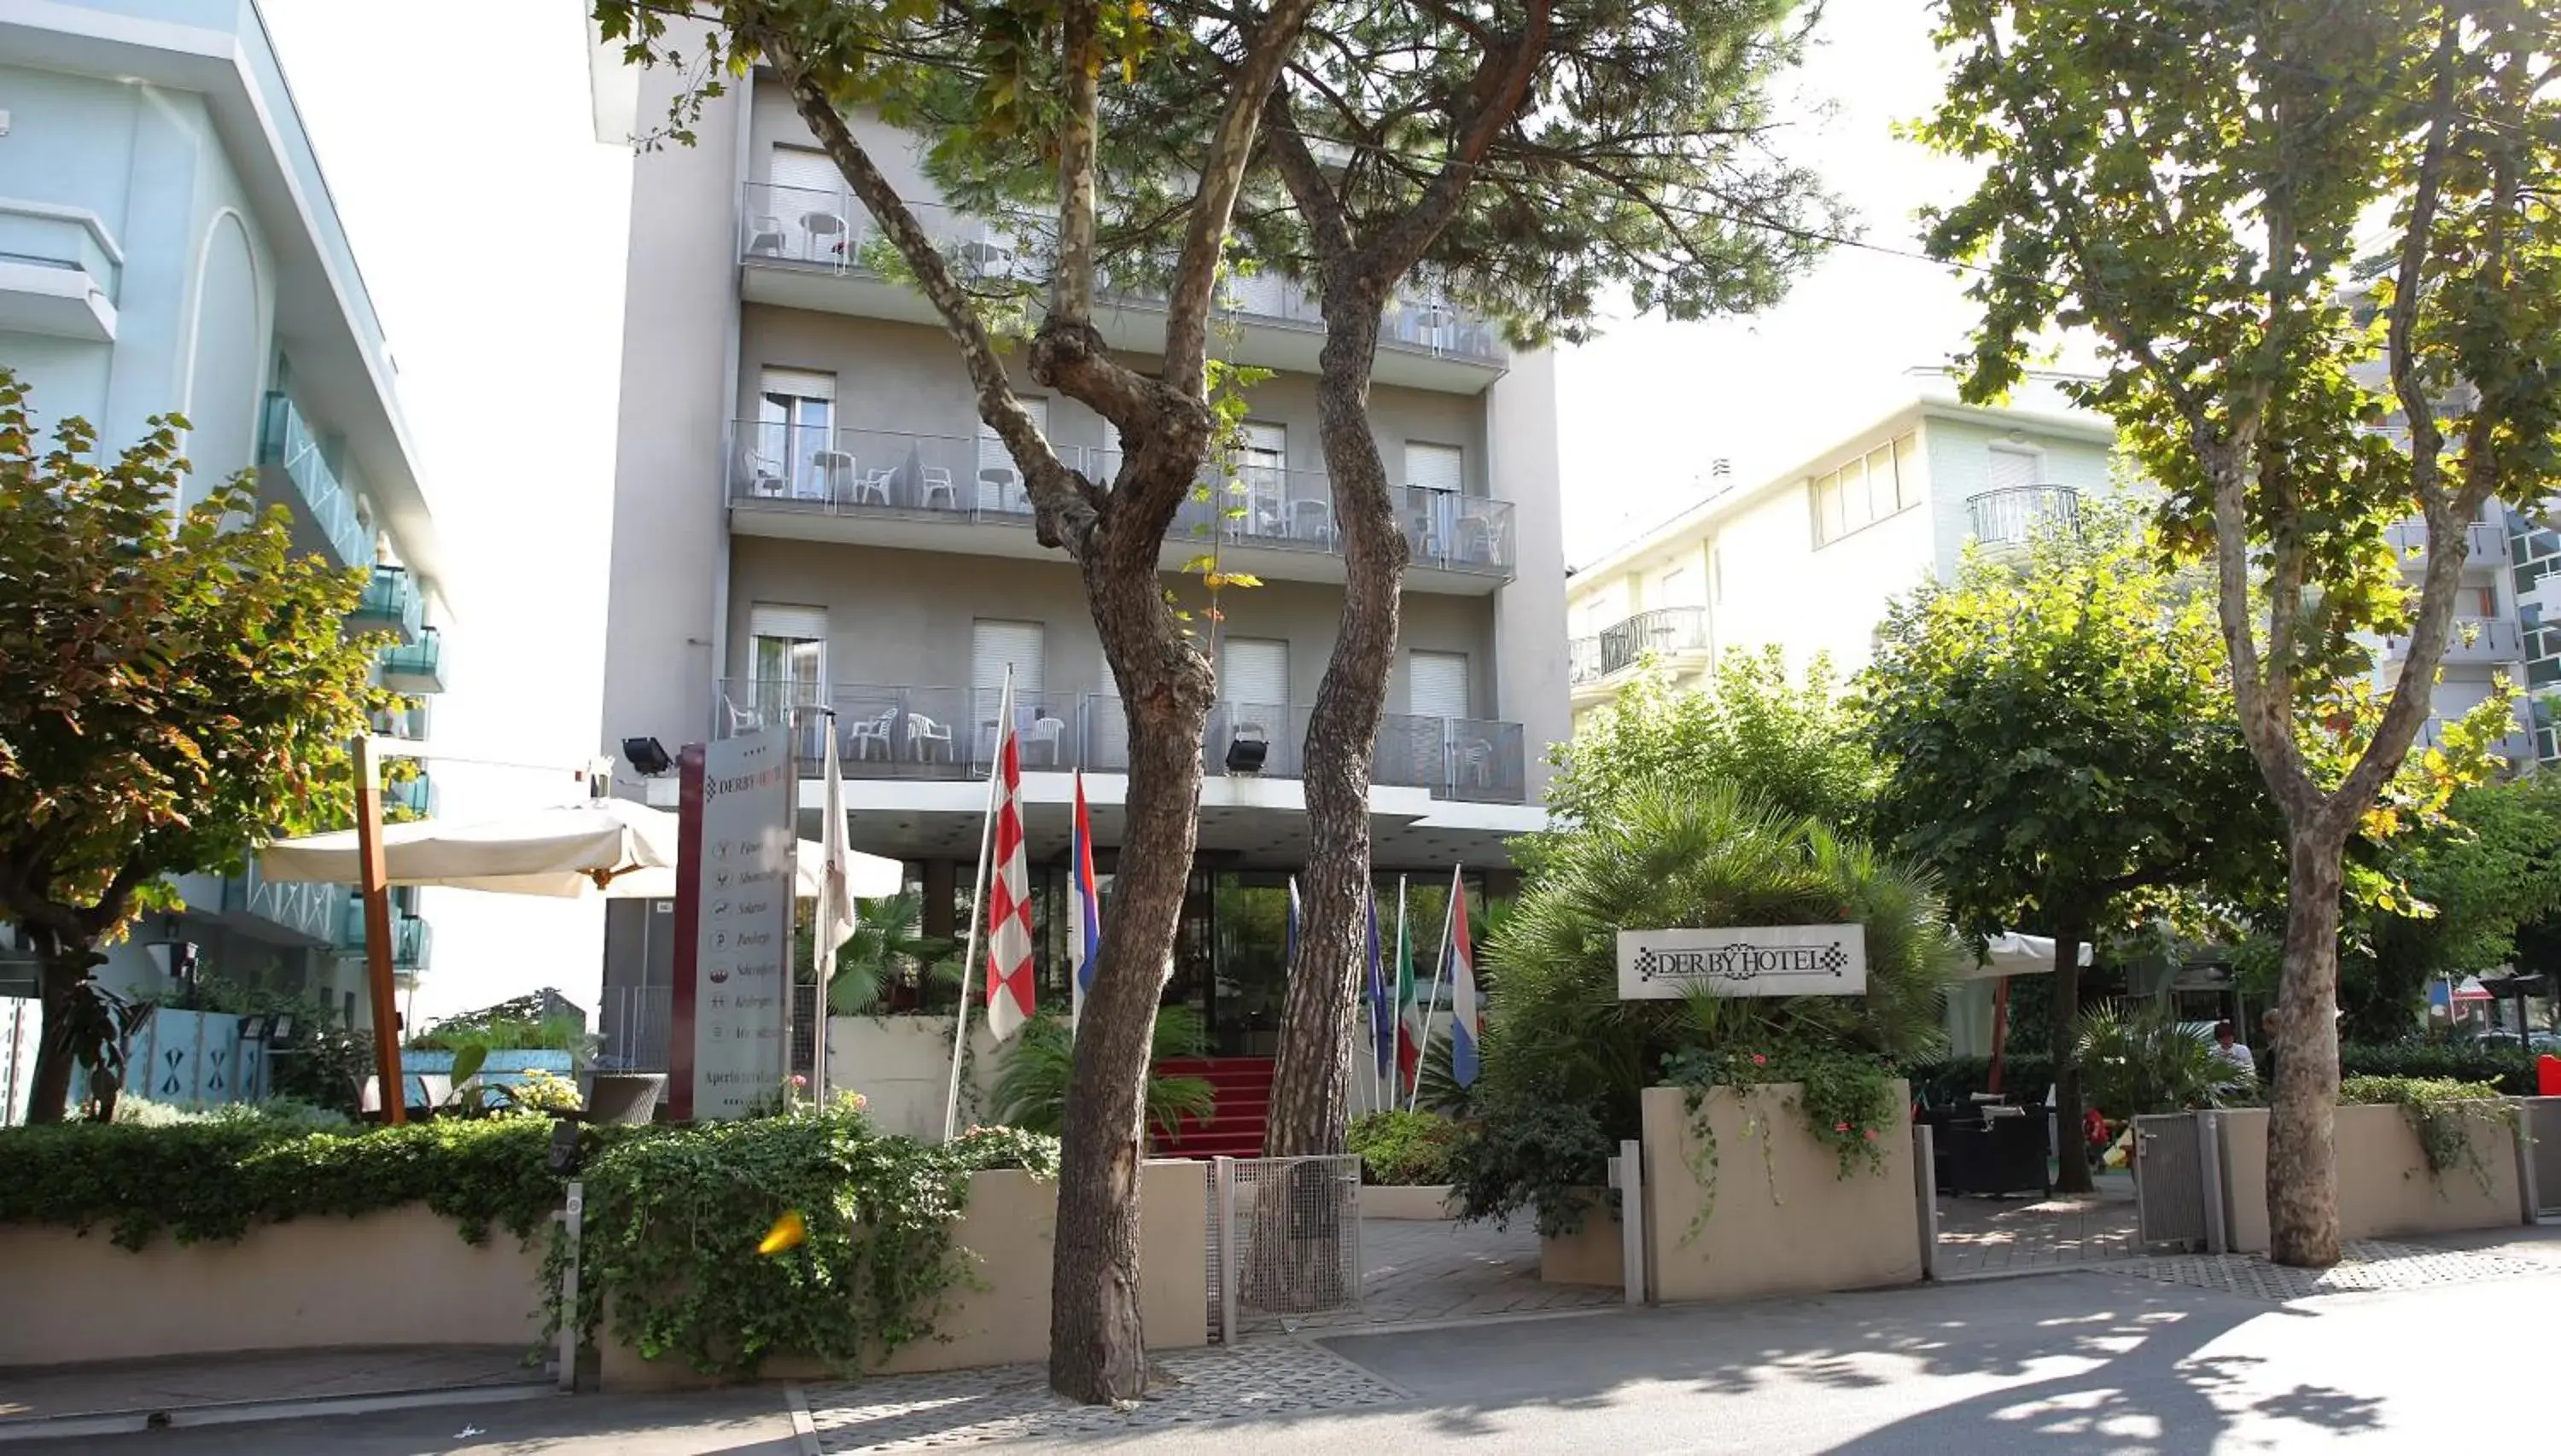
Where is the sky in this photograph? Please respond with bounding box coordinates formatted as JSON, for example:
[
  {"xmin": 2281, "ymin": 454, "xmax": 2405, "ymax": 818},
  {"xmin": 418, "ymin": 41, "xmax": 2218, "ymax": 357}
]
[{"xmin": 254, "ymin": 0, "xmax": 1991, "ymax": 1024}]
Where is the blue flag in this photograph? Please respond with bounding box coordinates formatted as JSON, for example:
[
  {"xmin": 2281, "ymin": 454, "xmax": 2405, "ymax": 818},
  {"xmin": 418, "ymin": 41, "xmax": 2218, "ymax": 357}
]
[{"xmin": 1366, "ymin": 885, "xmax": 1392, "ymax": 1077}]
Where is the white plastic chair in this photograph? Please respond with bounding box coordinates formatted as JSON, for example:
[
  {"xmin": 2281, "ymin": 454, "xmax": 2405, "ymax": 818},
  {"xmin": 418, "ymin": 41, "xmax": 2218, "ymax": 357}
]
[
  {"xmin": 907, "ymin": 713, "xmax": 953, "ymax": 762},
  {"xmin": 1023, "ymin": 714, "xmax": 1066, "ymax": 766},
  {"xmin": 744, "ymin": 214, "xmax": 787, "ymax": 257},
  {"xmin": 1290, "ymin": 498, "xmax": 1336, "ymax": 545},
  {"xmin": 919, "ymin": 466, "xmax": 957, "ymax": 511},
  {"xmin": 851, "ymin": 465, "xmax": 895, "ymax": 507},
  {"xmin": 848, "ymin": 709, "xmax": 898, "ymax": 760},
  {"xmin": 979, "ymin": 466, "xmax": 1022, "ymax": 514},
  {"xmin": 739, "ymin": 445, "xmax": 785, "ymax": 498}
]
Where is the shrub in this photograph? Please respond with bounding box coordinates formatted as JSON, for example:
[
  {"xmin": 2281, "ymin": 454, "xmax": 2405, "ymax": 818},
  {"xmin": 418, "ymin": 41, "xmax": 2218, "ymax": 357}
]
[
  {"xmin": 2337, "ymin": 1074, "xmax": 2512, "ymax": 1189},
  {"xmin": 1346, "ymin": 1109, "xmax": 1462, "ymax": 1186},
  {"xmin": 2075, "ymin": 1000, "xmax": 2242, "ymax": 1120},
  {"xmin": 2337, "ymin": 1042, "xmax": 2541, "ymax": 1096},
  {"xmin": 1446, "ymin": 1099, "xmax": 1613, "ymax": 1238},
  {"xmin": 986, "ymin": 1006, "xmax": 1214, "ymax": 1139}
]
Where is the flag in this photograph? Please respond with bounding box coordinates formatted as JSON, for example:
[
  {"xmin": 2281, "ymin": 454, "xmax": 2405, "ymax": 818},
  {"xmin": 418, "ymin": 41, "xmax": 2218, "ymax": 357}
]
[
  {"xmin": 983, "ymin": 706, "xmax": 1035, "ymax": 1040},
  {"xmin": 1395, "ymin": 878, "xmax": 1424, "ymax": 1097},
  {"xmin": 815, "ymin": 724, "xmax": 856, "ymax": 991},
  {"xmin": 1448, "ymin": 880, "xmax": 1481, "ymax": 1087},
  {"xmin": 1068, "ymin": 772, "xmax": 1101, "ymax": 1029},
  {"xmin": 1286, "ymin": 876, "xmax": 1301, "ymax": 964},
  {"xmin": 1366, "ymin": 884, "xmax": 1391, "ymax": 1080}
]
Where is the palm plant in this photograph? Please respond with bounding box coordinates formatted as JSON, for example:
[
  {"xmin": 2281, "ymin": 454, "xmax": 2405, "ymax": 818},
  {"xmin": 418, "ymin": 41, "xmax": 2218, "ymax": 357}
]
[
  {"xmin": 2074, "ymin": 999, "xmax": 2234, "ymax": 1121},
  {"xmin": 796, "ymin": 891, "xmax": 964, "ymax": 1014},
  {"xmin": 987, "ymin": 1004, "xmax": 1216, "ymax": 1139}
]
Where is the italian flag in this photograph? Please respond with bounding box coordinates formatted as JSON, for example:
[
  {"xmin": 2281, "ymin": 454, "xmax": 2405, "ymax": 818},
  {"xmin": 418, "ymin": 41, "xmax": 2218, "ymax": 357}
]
[{"xmin": 1394, "ymin": 877, "xmax": 1425, "ymax": 1098}]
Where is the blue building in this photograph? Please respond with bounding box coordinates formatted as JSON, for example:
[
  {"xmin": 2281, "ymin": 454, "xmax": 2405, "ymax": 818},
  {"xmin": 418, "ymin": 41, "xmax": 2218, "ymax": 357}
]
[{"xmin": 0, "ymin": 0, "xmax": 452, "ymax": 1030}]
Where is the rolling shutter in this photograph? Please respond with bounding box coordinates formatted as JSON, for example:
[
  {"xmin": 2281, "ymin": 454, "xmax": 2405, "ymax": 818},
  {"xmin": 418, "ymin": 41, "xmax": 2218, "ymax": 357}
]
[
  {"xmin": 1221, "ymin": 638, "xmax": 1289, "ymax": 708},
  {"xmin": 1404, "ymin": 442, "xmax": 1463, "ymax": 492},
  {"xmin": 1408, "ymin": 651, "xmax": 1471, "ymax": 720},
  {"xmin": 972, "ymin": 620, "xmax": 1046, "ymax": 697}
]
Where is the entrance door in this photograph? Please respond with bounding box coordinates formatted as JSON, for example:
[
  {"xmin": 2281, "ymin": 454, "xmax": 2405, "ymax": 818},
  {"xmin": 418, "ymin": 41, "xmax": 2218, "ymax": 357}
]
[{"xmin": 746, "ymin": 604, "xmax": 826, "ymax": 743}]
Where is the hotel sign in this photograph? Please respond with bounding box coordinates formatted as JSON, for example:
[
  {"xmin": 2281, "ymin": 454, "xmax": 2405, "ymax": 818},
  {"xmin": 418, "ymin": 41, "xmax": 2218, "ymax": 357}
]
[
  {"xmin": 671, "ymin": 728, "xmax": 796, "ymax": 1121},
  {"xmin": 1616, "ymin": 924, "xmax": 1867, "ymax": 1000}
]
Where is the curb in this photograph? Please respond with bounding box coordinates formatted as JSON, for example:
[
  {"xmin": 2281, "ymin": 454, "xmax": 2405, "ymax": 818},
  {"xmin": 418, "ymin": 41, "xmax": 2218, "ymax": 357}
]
[
  {"xmin": 785, "ymin": 1383, "xmax": 822, "ymax": 1456},
  {"xmin": 0, "ymin": 1379, "xmax": 554, "ymax": 1445}
]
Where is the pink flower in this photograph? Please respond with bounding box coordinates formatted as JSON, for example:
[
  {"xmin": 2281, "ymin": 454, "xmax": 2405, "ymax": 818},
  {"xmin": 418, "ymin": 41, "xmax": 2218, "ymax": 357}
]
[
  {"xmin": 850, "ymin": 1093, "xmax": 869, "ymax": 1111},
  {"xmin": 1864, "ymin": 1128, "xmax": 1878, "ymax": 1142},
  {"xmin": 1835, "ymin": 1121, "xmax": 1851, "ymax": 1133},
  {"xmin": 790, "ymin": 1074, "xmax": 808, "ymax": 1089},
  {"xmin": 1752, "ymin": 1054, "xmax": 1767, "ymax": 1067}
]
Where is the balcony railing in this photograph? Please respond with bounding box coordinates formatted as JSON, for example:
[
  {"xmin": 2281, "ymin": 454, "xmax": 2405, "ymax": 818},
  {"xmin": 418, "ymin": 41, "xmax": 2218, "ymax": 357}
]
[
  {"xmin": 1966, "ymin": 485, "xmax": 2081, "ymax": 547},
  {"xmin": 738, "ymin": 182, "xmax": 1505, "ymax": 367},
  {"xmin": 1598, "ymin": 607, "xmax": 1709, "ymax": 677},
  {"xmin": 712, "ymin": 679, "xmax": 1528, "ymax": 803},
  {"xmin": 2382, "ymin": 616, "xmax": 2525, "ymax": 665},
  {"xmin": 388, "ymin": 771, "xmax": 437, "ymax": 819},
  {"xmin": 726, "ymin": 421, "xmax": 1515, "ymax": 576},
  {"xmin": 372, "ymin": 696, "xmax": 432, "ymax": 742},
  {"xmin": 2385, "ymin": 519, "xmax": 2507, "ymax": 573},
  {"xmin": 219, "ymin": 862, "xmax": 341, "ymax": 946},
  {"xmin": 379, "ymin": 626, "xmax": 446, "ymax": 694},
  {"xmin": 1568, "ymin": 636, "xmax": 1604, "ymax": 686},
  {"xmin": 334, "ymin": 901, "xmax": 432, "ymax": 970},
  {"xmin": 259, "ymin": 393, "xmax": 371, "ymax": 568},
  {"xmin": 348, "ymin": 565, "xmax": 423, "ymax": 643}
]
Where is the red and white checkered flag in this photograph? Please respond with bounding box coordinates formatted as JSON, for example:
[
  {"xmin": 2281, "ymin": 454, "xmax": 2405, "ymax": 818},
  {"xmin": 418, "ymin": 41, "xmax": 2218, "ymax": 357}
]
[{"xmin": 983, "ymin": 717, "xmax": 1035, "ymax": 1040}]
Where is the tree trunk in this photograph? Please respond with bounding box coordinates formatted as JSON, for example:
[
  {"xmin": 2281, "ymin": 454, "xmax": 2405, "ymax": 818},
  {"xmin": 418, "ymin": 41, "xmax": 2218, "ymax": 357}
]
[
  {"xmin": 2266, "ymin": 830, "xmax": 2347, "ymax": 1268},
  {"xmin": 2048, "ymin": 918, "xmax": 2092, "ymax": 1196},
  {"xmin": 23, "ymin": 935, "xmax": 100, "ymax": 1126},
  {"xmin": 1047, "ymin": 550, "xmax": 1215, "ymax": 1405},
  {"xmin": 1263, "ymin": 306, "xmax": 1407, "ymax": 1158}
]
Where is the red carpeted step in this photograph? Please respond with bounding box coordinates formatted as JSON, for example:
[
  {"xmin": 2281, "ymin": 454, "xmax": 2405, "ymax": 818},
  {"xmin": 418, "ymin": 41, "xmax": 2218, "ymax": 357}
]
[{"xmin": 1151, "ymin": 1056, "xmax": 1278, "ymax": 1158}]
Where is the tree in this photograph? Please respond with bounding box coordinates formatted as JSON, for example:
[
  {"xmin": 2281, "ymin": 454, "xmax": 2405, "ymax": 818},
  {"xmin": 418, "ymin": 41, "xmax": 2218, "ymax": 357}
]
[
  {"xmin": 594, "ymin": 0, "xmax": 1321, "ymax": 1401},
  {"xmin": 2350, "ymin": 772, "xmax": 2561, "ymax": 1037},
  {"xmin": 0, "ymin": 371, "xmax": 383, "ymax": 1123},
  {"xmin": 1916, "ymin": 0, "xmax": 2561, "ymax": 1265},
  {"xmin": 1864, "ymin": 506, "xmax": 2281, "ymax": 1191},
  {"xmin": 1528, "ymin": 645, "xmax": 1876, "ymax": 875},
  {"xmin": 1199, "ymin": 0, "xmax": 1840, "ymax": 1159}
]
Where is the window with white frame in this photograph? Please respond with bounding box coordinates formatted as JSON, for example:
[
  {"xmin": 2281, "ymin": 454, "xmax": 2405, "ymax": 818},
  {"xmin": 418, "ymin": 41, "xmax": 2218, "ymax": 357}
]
[
  {"xmin": 1811, "ymin": 432, "xmax": 1921, "ymax": 547},
  {"xmin": 1221, "ymin": 638, "xmax": 1290, "ymax": 708}
]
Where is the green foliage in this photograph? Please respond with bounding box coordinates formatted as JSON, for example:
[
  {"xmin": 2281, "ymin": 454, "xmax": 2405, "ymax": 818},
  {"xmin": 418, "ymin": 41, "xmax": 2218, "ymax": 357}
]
[
  {"xmin": 1444, "ymin": 1099, "xmax": 1613, "ymax": 1238},
  {"xmin": 1662, "ymin": 1039, "xmax": 1899, "ymax": 1241},
  {"xmin": 0, "ymin": 1117, "xmax": 565, "ymax": 1250},
  {"xmin": 108, "ymin": 1096, "xmax": 350, "ymax": 1131},
  {"xmin": 564, "ymin": 1109, "xmax": 1057, "ymax": 1379},
  {"xmin": 1865, "ymin": 504, "xmax": 2281, "ymax": 945},
  {"xmin": 1345, "ymin": 1109, "xmax": 1462, "ymax": 1187},
  {"xmin": 2337, "ymin": 1075, "xmax": 2511, "ymax": 1190},
  {"xmin": 1532, "ymin": 648, "xmax": 1875, "ymax": 874},
  {"xmin": 1456, "ymin": 783, "xmax": 1955, "ymax": 1235},
  {"xmin": 411, "ymin": 994, "xmax": 591, "ymax": 1054},
  {"xmin": 0, "ymin": 370, "xmax": 388, "ymax": 1120},
  {"xmin": 2336, "ymin": 1041, "xmax": 2542, "ymax": 1096},
  {"xmin": 2074, "ymin": 1000, "xmax": 2243, "ymax": 1121},
  {"xmin": 2352, "ymin": 775, "xmax": 2561, "ymax": 1034},
  {"xmin": 985, "ymin": 1005, "xmax": 1214, "ymax": 1139}
]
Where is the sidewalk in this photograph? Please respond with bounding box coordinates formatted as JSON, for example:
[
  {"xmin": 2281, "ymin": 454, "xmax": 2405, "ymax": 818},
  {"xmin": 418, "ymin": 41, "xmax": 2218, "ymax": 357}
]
[{"xmin": 0, "ymin": 1345, "xmax": 547, "ymax": 1442}]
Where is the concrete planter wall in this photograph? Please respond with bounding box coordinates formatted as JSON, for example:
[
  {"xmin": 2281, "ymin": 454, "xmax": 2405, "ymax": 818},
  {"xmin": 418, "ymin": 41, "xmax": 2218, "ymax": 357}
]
[
  {"xmin": 824, "ymin": 1016, "xmax": 1006, "ymax": 1141},
  {"xmin": 0, "ymin": 1206, "xmax": 543, "ymax": 1366},
  {"xmin": 2215, "ymin": 1103, "xmax": 2526, "ymax": 1254},
  {"xmin": 1639, "ymin": 1082, "xmax": 1922, "ymax": 1303},
  {"xmin": 1537, "ymin": 1192, "xmax": 1625, "ymax": 1285},
  {"xmin": 1362, "ymin": 1184, "xmax": 1459, "ymax": 1220},
  {"xmin": 600, "ymin": 1159, "xmax": 1209, "ymax": 1389}
]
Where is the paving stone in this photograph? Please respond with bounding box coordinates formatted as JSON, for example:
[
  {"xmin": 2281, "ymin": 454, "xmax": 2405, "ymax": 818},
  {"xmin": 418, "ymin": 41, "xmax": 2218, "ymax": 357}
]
[
  {"xmin": 802, "ymin": 1341, "xmax": 1404, "ymax": 1452},
  {"xmin": 2096, "ymin": 1239, "xmax": 2559, "ymax": 1302}
]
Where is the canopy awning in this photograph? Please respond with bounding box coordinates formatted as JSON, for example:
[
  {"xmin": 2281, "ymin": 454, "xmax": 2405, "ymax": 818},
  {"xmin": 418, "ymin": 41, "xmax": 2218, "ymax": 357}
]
[
  {"xmin": 259, "ymin": 798, "xmax": 903, "ymax": 900},
  {"xmin": 1951, "ymin": 931, "xmax": 2097, "ymax": 983}
]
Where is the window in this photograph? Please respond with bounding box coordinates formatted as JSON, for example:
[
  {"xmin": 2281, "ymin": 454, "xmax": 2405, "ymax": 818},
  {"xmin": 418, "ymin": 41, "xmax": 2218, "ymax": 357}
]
[
  {"xmin": 756, "ymin": 370, "xmax": 835, "ymax": 500},
  {"xmin": 750, "ymin": 604, "xmax": 826, "ymax": 690},
  {"xmin": 1240, "ymin": 422, "xmax": 1286, "ymax": 533},
  {"xmin": 1408, "ymin": 650, "xmax": 1472, "ymax": 720},
  {"xmin": 977, "ymin": 397, "xmax": 1047, "ymax": 512},
  {"xmin": 1986, "ymin": 445, "xmax": 2041, "ymax": 493},
  {"xmin": 972, "ymin": 620, "xmax": 1046, "ymax": 701},
  {"xmin": 1656, "ymin": 566, "xmax": 1692, "ymax": 607},
  {"xmin": 1811, "ymin": 431, "xmax": 1921, "ymax": 546},
  {"xmin": 767, "ymin": 149, "xmax": 846, "ymax": 260},
  {"xmin": 1404, "ymin": 441, "xmax": 1464, "ymax": 493},
  {"xmin": 1221, "ymin": 638, "xmax": 1290, "ymax": 708}
]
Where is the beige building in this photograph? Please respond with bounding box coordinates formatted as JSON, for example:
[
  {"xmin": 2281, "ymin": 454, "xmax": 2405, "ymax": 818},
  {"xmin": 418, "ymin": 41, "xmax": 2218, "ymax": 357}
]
[
  {"xmin": 1566, "ymin": 373, "xmax": 2538, "ymax": 767},
  {"xmin": 586, "ymin": 43, "xmax": 1566, "ymax": 1069}
]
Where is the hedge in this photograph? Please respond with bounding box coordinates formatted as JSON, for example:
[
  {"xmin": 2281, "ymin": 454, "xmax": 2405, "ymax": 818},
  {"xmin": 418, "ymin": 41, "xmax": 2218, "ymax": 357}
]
[{"xmin": 1908, "ymin": 1041, "xmax": 2546, "ymax": 1103}]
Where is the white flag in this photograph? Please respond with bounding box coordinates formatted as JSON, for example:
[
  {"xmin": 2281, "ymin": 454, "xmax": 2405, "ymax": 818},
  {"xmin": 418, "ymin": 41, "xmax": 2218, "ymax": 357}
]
[{"xmin": 815, "ymin": 725, "xmax": 856, "ymax": 998}]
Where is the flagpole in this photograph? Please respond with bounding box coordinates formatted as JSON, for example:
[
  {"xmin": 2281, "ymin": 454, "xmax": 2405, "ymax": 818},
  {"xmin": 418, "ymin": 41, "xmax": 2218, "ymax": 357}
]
[
  {"xmin": 1392, "ymin": 876, "xmax": 1408, "ymax": 1111},
  {"xmin": 942, "ymin": 667, "xmax": 1012, "ymax": 1141},
  {"xmin": 1411, "ymin": 865, "xmax": 1461, "ymax": 1114}
]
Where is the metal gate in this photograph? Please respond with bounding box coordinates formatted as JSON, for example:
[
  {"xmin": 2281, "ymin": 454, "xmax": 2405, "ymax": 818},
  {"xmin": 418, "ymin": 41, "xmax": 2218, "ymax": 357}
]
[
  {"xmin": 1209, "ymin": 1155, "xmax": 1362, "ymax": 1342},
  {"xmin": 2524, "ymin": 1098, "xmax": 2561, "ymax": 1220},
  {"xmin": 2133, "ymin": 1113, "xmax": 2212, "ymax": 1251}
]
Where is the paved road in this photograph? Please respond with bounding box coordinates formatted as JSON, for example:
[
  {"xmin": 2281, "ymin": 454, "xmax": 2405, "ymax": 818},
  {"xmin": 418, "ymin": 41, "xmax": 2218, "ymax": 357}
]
[{"xmin": 27, "ymin": 1229, "xmax": 2561, "ymax": 1454}]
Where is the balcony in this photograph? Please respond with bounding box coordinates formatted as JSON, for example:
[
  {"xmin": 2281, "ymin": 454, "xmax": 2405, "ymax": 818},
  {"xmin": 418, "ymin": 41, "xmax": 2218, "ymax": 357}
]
[
  {"xmin": 257, "ymin": 393, "xmax": 372, "ymax": 568},
  {"xmin": 1599, "ymin": 608, "xmax": 1709, "ymax": 676},
  {"xmin": 334, "ymin": 900, "xmax": 432, "ymax": 971},
  {"xmin": 2418, "ymin": 716, "xmax": 2535, "ymax": 763},
  {"xmin": 2384, "ymin": 519, "xmax": 2506, "ymax": 576},
  {"xmin": 713, "ymin": 678, "xmax": 1529, "ymax": 804},
  {"xmin": 1967, "ymin": 486, "xmax": 2081, "ymax": 548},
  {"xmin": 736, "ymin": 183, "xmax": 1507, "ymax": 393},
  {"xmin": 347, "ymin": 565, "xmax": 423, "ymax": 643},
  {"xmin": 371, "ymin": 696, "xmax": 433, "ymax": 742},
  {"xmin": 0, "ymin": 198, "xmax": 120, "ymax": 341},
  {"xmin": 217, "ymin": 862, "xmax": 341, "ymax": 946},
  {"xmin": 2380, "ymin": 616, "xmax": 2525, "ymax": 667},
  {"xmin": 1568, "ymin": 636, "xmax": 1604, "ymax": 686},
  {"xmin": 724, "ymin": 421, "xmax": 1515, "ymax": 591},
  {"xmin": 378, "ymin": 626, "xmax": 446, "ymax": 694}
]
